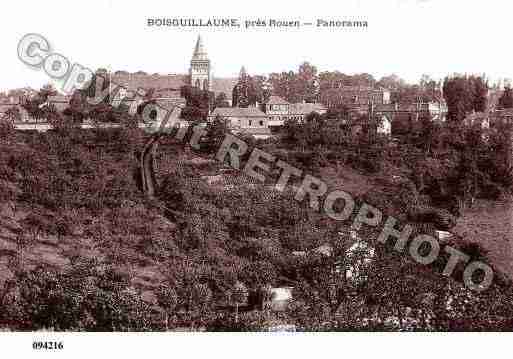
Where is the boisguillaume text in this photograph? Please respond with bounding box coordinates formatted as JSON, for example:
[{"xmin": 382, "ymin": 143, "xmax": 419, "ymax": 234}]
[{"xmin": 147, "ymin": 18, "xmax": 241, "ymax": 27}]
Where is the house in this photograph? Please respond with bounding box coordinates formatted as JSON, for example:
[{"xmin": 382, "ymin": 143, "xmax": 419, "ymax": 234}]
[
  {"xmin": 266, "ymin": 287, "xmax": 294, "ymax": 311},
  {"xmin": 47, "ymin": 95, "xmax": 72, "ymax": 112},
  {"xmin": 262, "ymin": 95, "xmax": 328, "ymax": 129},
  {"xmin": 263, "ymin": 95, "xmax": 290, "ymax": 127},
  {"xmin": 0, "ymin": 97, "xmax": 32, "ymax": 122},
  {"xmin": 208, "ymin": 107, "xmax": 272, "ymax": 139},
  {"xmin": 288, "ymin": 102, "xmax": 328, "ymax": 120},
  {"xmin": 320, "ymin": 86, "xmax": 391, "ymax": 108}
]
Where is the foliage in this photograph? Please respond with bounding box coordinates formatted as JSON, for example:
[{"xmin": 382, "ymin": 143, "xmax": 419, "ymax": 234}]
[
  {"xmin": 498, "ymin": 86, "xmax": 513, "ymax": 109},
  {"xmin": 443, "ymin": 75, "xmax": 488, "ymax": 122},
  {"xmin": 180, "ymin": 85, "xmax": 213, "ymax": 121}
]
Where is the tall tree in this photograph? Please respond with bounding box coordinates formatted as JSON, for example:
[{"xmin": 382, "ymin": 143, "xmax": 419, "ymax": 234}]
[
  {"xmin": 213, "ymin": 92, "xmax": 230, "ymax": 109},
  {"xmin": 297, "ymin": 62, "xmax": 319, "ymax": 103},
  {"xmin": 443, "ymin": 75, "xmax": 487, "ymax": 122},
  {"xmin": 498, "ymin": 86, "xmax": 513, "ymax": 109},
  {"xmin": 470, "ymin": 76, "xmax": 488, "ymax": 113},
  {"xmin": 180, "ymin": 85, "xmax": 213, "ymax": 121},
  {"xmin": 232, "ymin": 67, "xmax": 258, "ymax": 107},
  {"xmin": 377, "ymin": 74, "xmax": 405, "ymax": 90}
]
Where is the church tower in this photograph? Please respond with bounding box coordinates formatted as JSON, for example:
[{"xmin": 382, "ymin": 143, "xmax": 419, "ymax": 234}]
[{"xmin": 189, "ymin": 35, "xmax": 211, "ymax": 91}]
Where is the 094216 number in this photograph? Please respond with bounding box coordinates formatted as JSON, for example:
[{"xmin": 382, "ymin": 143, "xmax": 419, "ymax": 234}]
[{"xmin": 32, "ymin": 341, "xmax": 64, "ymax": 350}]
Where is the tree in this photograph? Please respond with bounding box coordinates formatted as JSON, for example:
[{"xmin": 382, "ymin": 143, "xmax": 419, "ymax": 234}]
[
  {"xmin": 180, "ymin": 85, "xmax": 213, "ymax": 121},
  {"xmin": 2, "ymin": 106, "xmax": 21, "ymax": 123},
  {"xmin": 232, "ymin": 67, "xmax": 257, "ymax": 108},
  {"xmin": 156, "ymin": 285, "xmax": 178, "ymax": 330},
  {"xmin": 0, "ymin": 118, "xmax": 16, "ymax": 140},
  {"xmin": 498, "ymin": 86, "xmax": 513, "ymax": 109},
  {"xmin": 470, "ymin": 76, "xmax": 488, "ymax": 113},
  {"xmin": 269, "ymin": 71, "xmax": 299, "ymax": 103},
  {"xmin": 214, "ymin": 92, "xmax": 230, "ymax": 109},
  {"xmin": 443, "ymin": 75, "xmax": 488, "ymax": 122},
  {"xmin": 201, "ymin": 115, "xmax": 230, "ymax": 153},
  {"xmin": 84, "ymin": 69, "xmax": 111, "ymax": 105},
  {"xmin": 297, "ymin": 62, "xmax": 319, "ymax": 103},
  {"xmin": 20, "ymin": 85, "xmax": 57, "ymax": 121}
]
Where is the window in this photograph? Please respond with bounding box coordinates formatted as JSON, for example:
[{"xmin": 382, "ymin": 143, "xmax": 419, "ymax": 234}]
[
  {"xmin": 249, "ymin": 120, "xmax": 252, "ymax": 126},
  {"xmin": 259, "ymin": 120, "xmax": 264, "ymax": 126}
]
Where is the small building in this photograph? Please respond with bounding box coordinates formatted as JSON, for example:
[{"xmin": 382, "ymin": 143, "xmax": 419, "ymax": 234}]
[
  {"xmin": 320, "ymin": 86, "xmax": 391, "ymax": 108},
  {"xmin": 0, "ymin": 97, "xmax": 31, "ymax": 122},
  {"xmin": 262, "ymin": 96, "xmax": 327, "ymax": 129},
  {"xmin": 264, "ymin": 95, "xmax": 290, "ymax": 127},
  {"xmin": 267, "ymin": 287, "xmax": 294, "ymax": 311},
  {"xmin": 209, "ymin": 106, "xmax": 271, "ymax": 139},
  {"xmin": 288, "ymin": 102, "xmax": 328, "ymax": 121},
  {"xmin": 47, "ymin": 94, "xmax": 72, "ymax": 112}
]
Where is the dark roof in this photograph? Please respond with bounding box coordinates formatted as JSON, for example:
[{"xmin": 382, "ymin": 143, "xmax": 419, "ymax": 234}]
[
  {"xmin": 155, "ymin": 97, "xmax": 186, "ymax": 111},
  {"xmin": 493, "ymin": 109, "xmax": 513, "ymax": 117},
  {"xmin": 289, "ymin": 103, "xmax": 327, "ymax": 114},
  {"xmin": 237, "ymin": 127, "xmax": 272, "ymax": 136},
  {"xmin": 211, "ymin": 107, "xmax": 266, "ymax": 117},
  {"xmin": 110, "ymin": 73, "xmax": 188, "ymax": 93},
  {"xmin": 0, "ymin": 97, "xmax": 20, "ymax": 105},
  {"xmin": 48, "ymin": 95, "xmax": 71, "ymax": 103},
  {"xmin": 110, "ymin": 72, "xmax": 236, "ymax": 97}
]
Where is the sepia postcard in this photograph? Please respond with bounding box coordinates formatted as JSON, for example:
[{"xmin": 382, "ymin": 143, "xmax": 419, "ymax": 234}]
[{"xmin": 1, "ymin": 0, "xmax": 513, "ymax": 357}]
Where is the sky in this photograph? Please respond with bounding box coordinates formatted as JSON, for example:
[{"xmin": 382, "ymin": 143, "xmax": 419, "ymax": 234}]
[{"xmin": 1, "ymin": 0, "xmax": 512, "ymax": 92}]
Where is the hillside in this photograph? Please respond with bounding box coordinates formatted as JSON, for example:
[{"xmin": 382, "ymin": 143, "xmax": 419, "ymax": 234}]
[{"xmin": 1, "ymin": 124, "xmax": 513, "ymax": 331}]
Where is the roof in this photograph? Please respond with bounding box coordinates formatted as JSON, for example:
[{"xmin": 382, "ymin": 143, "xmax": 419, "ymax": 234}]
[
  {"xmin": 266, "ymin": 95, "xmax": 289, "ymax": 105},
  {"xmin": 492, "ymin": 108, "xmax": 513, "ymax": 117},
  {"xmin": 110, "ymin": 73, "xmax": 188, "ymax": 93},
  {"xmin": 154, "ymin": 88, "xmax": 182, "ymax": 98},
  {"xmin": 48, "ymin": 95, "xmax": 71, "ymax": 103},
  {"xmin": 191, "ymin": 35, "xmax": 208, "ymax": 62},
  {"xmin": 0, "ymin": 103, "xmax": 20, "ymax": 112},
  {"xmin": 211, "ymin": 106, "xmax": 266, "ymax": 117},
  {"xmin": 238, "ymin": 127, "xmax": 272, "ymax": 136},
  {"xmin": 155, "ymin": 97, "xmax": 186, "ymax": 111},
  {"xmin": 110, "ymin": 72, "xmax": 236, "ymax": 97},
  {"xmin": 289, "ymin": 102, "xmax": 327, "ymax": 114},
  {"xmin": 0, "ymin": 97, "xmax": 20, "ymax": 105}
]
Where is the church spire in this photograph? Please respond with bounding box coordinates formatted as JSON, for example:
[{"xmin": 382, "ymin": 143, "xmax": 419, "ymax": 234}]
[
  {"xmin": 192, "ymin": 34, "xmax": 208, "ymax": 61},
  {"xmin": 239, "ymin": 66, "xmax": 247, "ymax": 78},
  {"xmin": 190, "ymin": 35, "xmax": 211, "ymax": 91}
]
